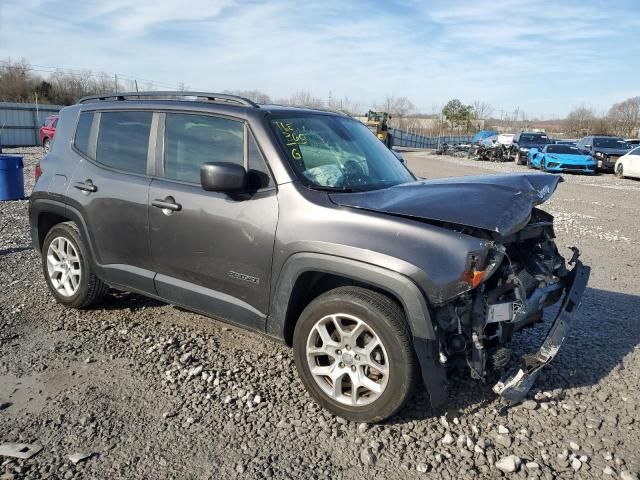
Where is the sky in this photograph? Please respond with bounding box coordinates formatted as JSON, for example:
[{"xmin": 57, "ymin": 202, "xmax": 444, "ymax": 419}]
[{"xmin": 1, "ymin": 0, "xmax": 639, "ymax": 118}]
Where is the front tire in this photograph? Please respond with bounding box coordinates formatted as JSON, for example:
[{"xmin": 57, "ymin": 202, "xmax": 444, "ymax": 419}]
[
  {"xmin": 526, "ymin": 155, "xmax": 533, "ymax": 169},
  {"xmin": 42, "ymin": 222, "xmax": 108, "ymax": 309},
  {"xmin": 515, "ymin": 151, "xmax": 522, "ymax": 165},
  {"xmin": 616, "ymin": 164, "xmax": 625, "ymax": 178},
  {"xmin": 43, "ymin": 138, "xmax": 51, "ymax": 153},
  {"xmin": 293, "ymin": 286, "xmax": 418, "ymax": 423}
]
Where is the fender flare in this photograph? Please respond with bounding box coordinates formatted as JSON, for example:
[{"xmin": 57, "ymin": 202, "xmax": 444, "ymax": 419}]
[
  {"xmin": 267, "ymin": 252, "xmax": 448, "ymax": 407},
  {"xmin": 30, "ymin": 198, "xmax": 100, "ymax": 270}
]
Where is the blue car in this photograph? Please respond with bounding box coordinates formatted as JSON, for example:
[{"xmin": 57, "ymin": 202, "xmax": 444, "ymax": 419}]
[{"xmin": 528, "ymin": 144, "xmax": 596, "ymax": 173}]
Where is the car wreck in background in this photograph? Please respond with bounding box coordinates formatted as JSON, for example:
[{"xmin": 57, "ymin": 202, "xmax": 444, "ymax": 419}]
[{"xmin": 475, "ymin": 133, "xmax": 513, "ymax": 162}]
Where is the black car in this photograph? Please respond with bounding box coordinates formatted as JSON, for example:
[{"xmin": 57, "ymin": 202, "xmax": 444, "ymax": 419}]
[
  {"xmin": 511, "ymin": 131, "xmax": 552, "ymax": 165},
  {"xmin": 29, "ymin": 91, "xmax": 589, "ymax": 422},
  {"xmin": 576, "ymin": 136, "xmax": 632, "ymax": 172}
]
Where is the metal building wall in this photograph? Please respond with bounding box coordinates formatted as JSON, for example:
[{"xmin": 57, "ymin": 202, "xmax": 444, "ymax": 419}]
[{"xmin": 0, "ymin": 102, "xmax": 63, "ymax": 147}]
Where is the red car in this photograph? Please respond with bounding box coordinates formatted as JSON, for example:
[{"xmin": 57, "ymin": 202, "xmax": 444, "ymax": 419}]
[{"xmin": 39, "ymin": 115, "xmax": 58, "ymax": 152}]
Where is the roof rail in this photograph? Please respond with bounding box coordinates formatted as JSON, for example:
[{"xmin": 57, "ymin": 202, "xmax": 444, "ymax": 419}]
[{"xmin": 77, "ymin": 91, "xmax": 259, "ymax": 108}]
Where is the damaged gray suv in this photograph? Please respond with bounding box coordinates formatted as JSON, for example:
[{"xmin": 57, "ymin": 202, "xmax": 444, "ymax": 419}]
[{"xmin": 30, "ymin": 92, "xmax": 589, "ymax": 422}]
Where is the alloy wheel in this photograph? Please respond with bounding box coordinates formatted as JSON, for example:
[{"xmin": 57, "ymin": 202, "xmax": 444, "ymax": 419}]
[
  {"xmin": 306, "ymin": 313, "xmax": 390, "ymax": 406},
  {"xmin": 46, "ymin": 236, "xmax": 81, "ymax": 297}
]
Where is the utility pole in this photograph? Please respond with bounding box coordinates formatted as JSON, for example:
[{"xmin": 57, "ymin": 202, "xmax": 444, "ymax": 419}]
[
  {"xmin": 115, "ymin": 74, "xmax": 118, "ymax": 94},
  {"xmin": 135, "ymin": 80, "xmax": 139, "ymax": 93}
]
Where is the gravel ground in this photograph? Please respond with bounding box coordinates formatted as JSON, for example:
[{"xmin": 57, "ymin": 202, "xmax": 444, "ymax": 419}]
[{"xmin": 1, "ymin": 147, "xmax": 639, "ymax": 479}]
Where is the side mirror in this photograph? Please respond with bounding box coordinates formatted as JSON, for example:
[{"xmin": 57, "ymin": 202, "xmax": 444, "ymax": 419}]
[
  {"xmin": 200, "ymin": 162, "xmax": 246, "ymax": 193},
  {"xmin": 583, "ymin": 144, "xmax": 591, "ymax": 149},
  {"xmin": 529, "ymin": 147, "xmax": 539, "ymax": 155}
]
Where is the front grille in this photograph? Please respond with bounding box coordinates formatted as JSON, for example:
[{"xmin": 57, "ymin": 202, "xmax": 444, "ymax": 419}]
[{"xmin": 559, "ymin": 164, "xmax": 589, "ymax": 170}]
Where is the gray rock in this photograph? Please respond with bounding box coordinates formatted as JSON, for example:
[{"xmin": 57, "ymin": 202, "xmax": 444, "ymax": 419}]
[
  {"xmin": 495, "ymin": 455, "xmax": 521, "ymax": 473},
  {"xmin": 357, "ymin": 423, "xmax": 369, "ymax": 434},
  {"xmin": 603, "ymin": 466, "xmax": 616, "ymax": 476},
  {"xmin": 416, "ymin": 463, "xmax": 429, "ymax": 473},
  {"xmin": 494, "ymin": 434, "xmax": 513, "ymax": 448},
  {"xmin": 497, "ymin": 425, "xmax": 510, "ymax": 434},
  {"xmin": 571, "ymin": 458, "xmax": 582, "ymax": 471},
  {"xmin": 521, "ymin": 400, "xmax": 538, "ymax": 410},
  {"xmin": 569, "ymin": 441, "xmax": 580, "ymax": 451},
  {"xmin": 360, "ymin": 447, "xmax": 377, "ymax": 466},
  {"xmin": 441, "ymin": 433, "xmax": 454, "ymax": 445},
  {"xmin": 621, "ymin": 472, "xmax": 639, "ymax": 480},
  {"xmin": 526, "ymin": 461, "xmax": 540, "ymax": 470},
  {"xmin": 68, "ymin": 452, "xmax": 93, "ymax": 464}
]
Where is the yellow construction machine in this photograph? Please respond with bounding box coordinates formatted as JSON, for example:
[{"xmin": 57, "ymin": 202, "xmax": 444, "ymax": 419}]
[{"xmin": 365, "ymin": 110, "xmax": 393, "ymax": 148}]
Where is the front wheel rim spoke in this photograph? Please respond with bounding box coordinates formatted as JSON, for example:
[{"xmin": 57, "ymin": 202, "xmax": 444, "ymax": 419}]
[{"xmin": 307, "ymin": 313, "xmax": 389, "ymax": 406}]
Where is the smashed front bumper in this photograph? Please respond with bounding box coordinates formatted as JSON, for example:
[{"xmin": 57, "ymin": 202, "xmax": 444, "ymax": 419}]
[{"xmin": 492, "ymin": 258, "xmax": 590, "ymax": 404}]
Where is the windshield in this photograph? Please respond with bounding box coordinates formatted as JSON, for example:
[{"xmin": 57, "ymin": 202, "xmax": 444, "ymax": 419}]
[
  {"xmin": 547, "ymin": 145, "xmax": 581, "ymax": 154},
  {"xmin": 593, "ymin": 137, "xmax": 629, "ymax": 149},
  {"xmin": 270, "ymin": 114, "xmax": 414, "ymax": 191},
  {"xmin": 520, "ymin": 133, "xmax": 550, "ymax": 144}
]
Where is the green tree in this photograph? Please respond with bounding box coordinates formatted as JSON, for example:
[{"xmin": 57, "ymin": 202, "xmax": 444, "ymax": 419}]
[{"xmin": 442, "ymin": 99, "xmax": 474, "ymax": 132}]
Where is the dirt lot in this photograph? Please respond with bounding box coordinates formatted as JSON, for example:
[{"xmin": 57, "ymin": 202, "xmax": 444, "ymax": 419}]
[{"xmin": 1, "ymin": 148, "xmax": 639, "ymax": 479}]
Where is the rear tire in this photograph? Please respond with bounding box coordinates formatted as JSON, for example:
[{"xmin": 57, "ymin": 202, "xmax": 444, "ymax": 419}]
[
  {"xmin": 42, "ymin": 222, "xmax": 109, "ymax": 309},
  {"xmin": 293, "ymin": 286, "xmax": 418, "ymax": 423},
  {"xmin": 43, "ymin": 138, "xmax": 51, "ymax": 153}
]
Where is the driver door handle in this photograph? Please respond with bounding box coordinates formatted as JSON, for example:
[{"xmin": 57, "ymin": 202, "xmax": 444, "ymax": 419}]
[{"xmin": 151, "ymin": 197, "xmax": 181, "ymax": 212}]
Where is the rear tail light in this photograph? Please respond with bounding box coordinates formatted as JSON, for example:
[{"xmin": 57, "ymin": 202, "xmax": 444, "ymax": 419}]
[{"xmin": 35, "ymin": 163, "xmax": 43, "ymax": 182}]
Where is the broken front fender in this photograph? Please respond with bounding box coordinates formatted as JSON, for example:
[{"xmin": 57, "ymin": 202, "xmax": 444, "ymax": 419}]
[{"xmin": 493, "ymin": 259, "xmax": 590, "ymax": 404}]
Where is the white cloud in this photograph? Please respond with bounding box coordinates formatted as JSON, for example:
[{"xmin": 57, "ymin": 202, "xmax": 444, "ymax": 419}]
[{"xmin": 1, "ymin": 0, "xmax": 638, "ymax": 115}]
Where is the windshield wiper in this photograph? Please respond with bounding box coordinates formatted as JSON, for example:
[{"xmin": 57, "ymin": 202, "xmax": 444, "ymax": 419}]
[{"xmin": 308, "ymin": 185, "xmax": 353, "ymax": 192}]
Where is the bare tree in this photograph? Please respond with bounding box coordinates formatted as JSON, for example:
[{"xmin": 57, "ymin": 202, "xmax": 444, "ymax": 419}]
[
  {"xmin": 564, "ymin": 105, "xmax": 596, "ymax": 136},
  {"xmin": 472, "ymin": 100, "xmax": 494, "ymax": 121},
  {"xmin": 276, "ymin": 90, "xmax": 324, "ymax": 108},
  {"xmin": 376, "ymin": 96, "xmax": 414, "ymax": 118},
  {"xmin": 608, "ymin": 97, "xmax": 640, "ymax": 137},
  {"xmin": 0, "ymin": 58, "xmax": 39, "ymax": 102}
]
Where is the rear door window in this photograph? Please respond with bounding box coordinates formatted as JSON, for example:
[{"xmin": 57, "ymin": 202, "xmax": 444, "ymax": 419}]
[
  {"xmin": 164, "ymin": 113, "xmax": 244, "ymax": 184},
  {"xmin": 96, "ymin": 111, "xmax": 152, "ymax": 175}
]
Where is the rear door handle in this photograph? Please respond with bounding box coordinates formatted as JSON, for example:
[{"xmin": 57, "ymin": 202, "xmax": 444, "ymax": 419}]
[
  {"xmin": 73, "ymin": 180, "xmax": 97, "ymax": 193},
  {"xmin": 151, "ymin": 197, "xmax": 181, "ymax": 212}
]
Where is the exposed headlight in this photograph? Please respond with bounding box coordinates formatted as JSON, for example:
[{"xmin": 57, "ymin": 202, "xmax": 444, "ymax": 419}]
[
  {"xmin": 595, "ymin": 151, "xmax": 605, "ymax": 158},
  {"xmin": 461, "ymin": 245, "xmax": 505, "ymax": 289},
  {"xmin": 520, "ymin": 148, "xmax": 529, "ymax": 152}
]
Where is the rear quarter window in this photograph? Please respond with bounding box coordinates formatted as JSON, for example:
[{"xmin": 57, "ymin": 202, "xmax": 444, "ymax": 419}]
[{"xmin": 74, "ymin": 112, "xmax": 94, "ymax": 158}]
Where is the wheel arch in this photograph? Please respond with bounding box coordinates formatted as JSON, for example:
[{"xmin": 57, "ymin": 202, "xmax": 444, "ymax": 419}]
[
  {"xmin": 267, "ymin": 252, "xmax": 447, "ymax": 407},
  {"xmin": 30, "ymin": 199, "xmax": 97, "ymax": 265}
]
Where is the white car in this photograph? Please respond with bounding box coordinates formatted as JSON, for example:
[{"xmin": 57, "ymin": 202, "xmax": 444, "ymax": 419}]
[{"xmin": 615, "ymin": 146, "xmax": 640, "ymax": 179}]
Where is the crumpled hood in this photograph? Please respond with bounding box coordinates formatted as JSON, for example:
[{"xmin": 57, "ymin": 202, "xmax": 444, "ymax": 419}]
[
  {"xmin": 329, "ymin": 173, "xmax": 563, "ymax": 237},
  {"xmin": 594, "ymin": 147, "xmax": 630, "ymax": 155}
]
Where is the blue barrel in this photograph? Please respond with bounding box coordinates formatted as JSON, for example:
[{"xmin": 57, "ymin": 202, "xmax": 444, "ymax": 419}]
[{"xmin": 0, "ymin": 155, "xmax": 25, "ymax": 201}]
